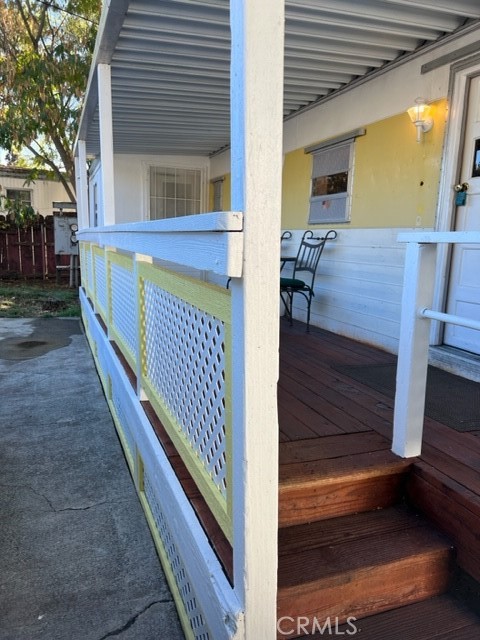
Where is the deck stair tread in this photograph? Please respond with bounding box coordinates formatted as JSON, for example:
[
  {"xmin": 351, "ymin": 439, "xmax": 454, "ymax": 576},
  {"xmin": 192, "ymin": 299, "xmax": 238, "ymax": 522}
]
[
  {"xmin": 279, "ymin": 447, "xmax": 413, "ymax": 526},
  {"xmin": 277, "ymin": 506, "xmax": 454, "ymax": 637},
  {"xmin": 311, "ymin": 594, "xmax": 480, "ymax": 640},
  {"xmin": 279, "ymin": 447, "xmax": 411, "ymax": 484}
]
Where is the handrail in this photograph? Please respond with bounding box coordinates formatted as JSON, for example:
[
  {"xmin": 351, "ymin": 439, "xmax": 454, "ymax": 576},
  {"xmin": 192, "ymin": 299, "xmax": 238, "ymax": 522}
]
[
  {"xmin": 76, "ymin": 211, "xmax": 244, "ymax": 278},
  {"xmin": 393, "ymin": 231, "xmax": 480, "ymax": 458},
  {"xmin": 419, "ymin": 308, "xmax": 480, "ymax": 332}
]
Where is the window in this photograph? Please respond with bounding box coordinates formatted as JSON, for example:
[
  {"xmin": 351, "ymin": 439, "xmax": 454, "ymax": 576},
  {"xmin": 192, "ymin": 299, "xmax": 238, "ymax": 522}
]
[
  {"xmin": 212, "ymin": 177, "xmax": 224, "ymax": 212},
  {"xmin": 308, "ymin": 142, "xmax": 352, "ymax": 224},
  {"xmin": 6, "ymin": 188, "xmax": 32, "ymax": 207},
  {"xmin": 149, "ymin": 166, "xmax": 204, "ymax": 220},
  {"xmin": 306, "ymin": 129, "xmax": 364, "ymax": 224}
]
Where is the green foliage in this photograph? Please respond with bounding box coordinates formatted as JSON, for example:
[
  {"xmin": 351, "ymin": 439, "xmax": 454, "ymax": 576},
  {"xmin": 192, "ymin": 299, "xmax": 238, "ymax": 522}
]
[
  {"xmin": 0, "ymin": 0, "xmax": 101, "ymax": 199},
  {"xmin": 0, "ymin": 192, "xmax": 39, "ymax": 228}
]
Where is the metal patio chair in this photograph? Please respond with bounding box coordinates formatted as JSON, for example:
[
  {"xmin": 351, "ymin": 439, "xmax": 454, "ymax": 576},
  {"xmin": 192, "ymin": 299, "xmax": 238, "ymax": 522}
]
[{"xmin": 280, "ymin": 229, "xmax": 337, "ymax": 331}]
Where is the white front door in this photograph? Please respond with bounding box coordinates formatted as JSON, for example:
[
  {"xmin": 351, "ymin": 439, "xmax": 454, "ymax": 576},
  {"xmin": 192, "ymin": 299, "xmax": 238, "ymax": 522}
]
[{"xmin": 444, "ymin": 74, "xmax": 480, "ymax": 355}]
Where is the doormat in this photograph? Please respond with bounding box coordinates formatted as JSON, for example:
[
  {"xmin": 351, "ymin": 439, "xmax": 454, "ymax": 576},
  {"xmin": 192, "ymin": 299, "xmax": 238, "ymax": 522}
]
[{"xmin": 334, "ymin": 363, "xmax": 480, "ymax": 432}]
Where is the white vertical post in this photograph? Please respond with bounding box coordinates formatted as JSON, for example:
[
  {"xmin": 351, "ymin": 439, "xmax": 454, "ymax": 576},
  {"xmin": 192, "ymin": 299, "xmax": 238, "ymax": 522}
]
[
  {"xmin": 97, "ymin": 63, "xmax": 115, "ymax": 226},
  {"xmin": 230, "ymin": 0, "xmax": 284, "ymax": 638},
  {"xmin": 75, "ymin": 139, "xmax": 89, "ymax": 230},
  {"xmin": 392, "ymin": 242, "xmax": 437, "ymax": 458}
]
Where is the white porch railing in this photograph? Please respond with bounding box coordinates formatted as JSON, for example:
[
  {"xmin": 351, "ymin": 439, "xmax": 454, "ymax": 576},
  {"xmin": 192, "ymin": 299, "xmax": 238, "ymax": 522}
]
[
  {"xmin": 393, "ymin": 231, "xmax": 480, "ymax": 458},
  {"xmin": 77, "ymin": 213, "xmax": 245, "ymax": 639}
]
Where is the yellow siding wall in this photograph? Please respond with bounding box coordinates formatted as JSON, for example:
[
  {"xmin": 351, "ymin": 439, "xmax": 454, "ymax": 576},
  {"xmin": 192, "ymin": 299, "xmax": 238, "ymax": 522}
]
[
  {"xmin": 209, "ymin": 173, "xmax": 231, "ymax": 212},
  {"xmin": 282, "ymin": 99, "xmax": 447, "ymax": 229},
  {"xmin": 210, "ymin": 100, "xmax": 447, "ymax": 228},
  {"xmin": 222, "ymin": 173, "xmax": 231, "ymax": 211},
  {"xmin": 281, "ymin": 149, "xmax": 311, "ymax": 228}
]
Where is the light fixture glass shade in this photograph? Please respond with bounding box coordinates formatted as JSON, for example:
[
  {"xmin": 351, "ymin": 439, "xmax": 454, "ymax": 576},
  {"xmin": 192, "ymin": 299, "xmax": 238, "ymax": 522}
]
[{"xmin": 407, "ymin": 97, "xmax": 433, "ymax": 142}]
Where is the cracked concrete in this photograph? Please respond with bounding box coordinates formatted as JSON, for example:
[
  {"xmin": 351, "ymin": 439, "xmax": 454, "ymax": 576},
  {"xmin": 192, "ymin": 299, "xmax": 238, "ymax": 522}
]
[{"xmin": 0, "ymin": 318, "xmax": 185, "ymax": 640}]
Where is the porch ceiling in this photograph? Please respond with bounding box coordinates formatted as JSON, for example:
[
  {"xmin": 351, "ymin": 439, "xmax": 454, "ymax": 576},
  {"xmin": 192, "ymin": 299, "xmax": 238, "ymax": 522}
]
[{"xmin": 79, "ymin": 0, "xmax": 480, "ymax": 157}]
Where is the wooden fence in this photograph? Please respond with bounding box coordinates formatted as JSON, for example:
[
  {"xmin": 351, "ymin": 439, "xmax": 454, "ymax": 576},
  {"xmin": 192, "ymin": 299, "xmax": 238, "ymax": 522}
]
[{"xmin": 0, "ymin": 215, "xmax": 69, "ymax": 280}]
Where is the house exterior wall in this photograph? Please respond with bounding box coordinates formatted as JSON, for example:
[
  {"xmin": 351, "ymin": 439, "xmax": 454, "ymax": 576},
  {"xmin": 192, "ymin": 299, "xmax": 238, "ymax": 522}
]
[
  {"xmin": 207, "ymin": 26, "xmax": 480, "ymax": 353},
  {"xmin": 0, "ymin": 172, "xmax": 72, "ymax": 217},
  {"xmin": 84, "ymin": 28, "xmax": 479, "ymax": 355},
  {"xmin": 209, "ymin": 97, "xmax": 448, "ymax": 351},
  {"xmin": 281, "ymin": 101, "xmax": 447, "ymax": 231},
  {"xmin": 89, "ymin": 154, "xmax": 211, "ymax": 226}
]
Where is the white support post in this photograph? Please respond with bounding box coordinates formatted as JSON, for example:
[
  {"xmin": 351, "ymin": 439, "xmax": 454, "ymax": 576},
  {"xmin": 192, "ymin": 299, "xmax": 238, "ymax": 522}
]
[
  {"xmin": 97, "ymin": 64, "xmax": 115, "ymax": 226},
  {"xmin": 230, "ymin": 0, "xmax": 284, "ymax": 638},
  {"xmin": 392, "ymin": 242, "xmax": 437, "ymax": 458},
  {"xmin": 75, "ymin": 139, "xmax": 89, "ymax": 230}
]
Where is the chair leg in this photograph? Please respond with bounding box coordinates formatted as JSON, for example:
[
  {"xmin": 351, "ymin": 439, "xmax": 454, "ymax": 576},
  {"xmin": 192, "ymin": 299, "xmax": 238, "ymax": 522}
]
[
  {"xmin": 306, "ymin": 294, "xmax": 311, "ymax": 332},
  {"xmin": 287, "ymin": 291, "xmax": 293, "ymax": 326}
]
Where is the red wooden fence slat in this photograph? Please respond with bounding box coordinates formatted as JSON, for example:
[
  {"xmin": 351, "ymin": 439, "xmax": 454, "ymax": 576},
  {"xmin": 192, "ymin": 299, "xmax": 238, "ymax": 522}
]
[{"xmin": 0, "ymin": 218, "xmax": 70, "ymax": 280}]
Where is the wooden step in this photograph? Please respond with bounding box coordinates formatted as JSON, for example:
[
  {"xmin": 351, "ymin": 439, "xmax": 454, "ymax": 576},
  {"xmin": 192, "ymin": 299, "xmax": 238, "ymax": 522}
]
[
  {"xmin": 300, "ymin": 594, "xmax": 480, "ymax": 640},
  {"xmin": 407, "ymin": 459, "xmax": 480, "ymax": 583},
  {"xmin": 277, "ymin": 506, "xmax": 454, "ymax": 639},
  {"xmin": 279, "ymin": 447, "xmax": 412, "ymax": 527}
]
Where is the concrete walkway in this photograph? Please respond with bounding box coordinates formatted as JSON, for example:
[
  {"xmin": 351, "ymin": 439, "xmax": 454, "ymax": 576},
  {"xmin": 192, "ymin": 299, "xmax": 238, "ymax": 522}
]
[{"xmin": 0, "ymin": 318, "xmax": 185, "ymax": 640}]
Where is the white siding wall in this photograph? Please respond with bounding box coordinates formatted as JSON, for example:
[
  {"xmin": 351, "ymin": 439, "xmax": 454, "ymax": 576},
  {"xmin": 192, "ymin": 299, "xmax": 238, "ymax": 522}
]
[
  {"xmin": 282, "ymin": 228, "xmax": 429, "ymax": 353},
  {"xmin": 113, "ymin": 154, "xmax": 210, "ymax": 224},
  {"xmin": 87, "ymin": 154, "xmax": 211, "ymax": 227},
  {"xmin": 0, "ymin": 174, "xmax": 71, "ymax": 217}
]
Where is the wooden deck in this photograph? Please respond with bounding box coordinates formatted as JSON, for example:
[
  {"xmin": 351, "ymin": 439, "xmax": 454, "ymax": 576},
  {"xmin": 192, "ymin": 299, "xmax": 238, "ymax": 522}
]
[
  {"xmin": 279, "ymin": 322, "xmax": 480, "ymax": 576},
  {"xmin": 111, "ymin": 309, "xmax": 480, "ymax": 637},
  {"xmin": 277, "ymin": 321, "xmax": 480, "ymax": 638}
]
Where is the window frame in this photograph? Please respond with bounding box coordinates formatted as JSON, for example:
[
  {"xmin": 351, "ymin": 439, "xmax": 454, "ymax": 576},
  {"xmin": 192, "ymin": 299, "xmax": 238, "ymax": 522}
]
[
  {"xmin": 146, "ymin": 163, "xmax": 208, "ymax": 221},
  {"xmin": 5, "ymin": 188, "xmax": 33, "ymax": 208},
  {"xmin": 305, "ymin": 128, "xmax": 365, "ymax": 225},
  {"xmin": 211, "ymin": 177, "xmax": 224, "ymax": 212}
]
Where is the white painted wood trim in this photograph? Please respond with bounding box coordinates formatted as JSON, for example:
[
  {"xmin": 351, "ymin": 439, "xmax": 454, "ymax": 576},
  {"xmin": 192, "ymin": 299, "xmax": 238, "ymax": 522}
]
[
  {"xmin": 77, "ymin": 211, "xmax": 243, "ymax": 234},
  {"xmin": 431, "ymin": 62, "xmax": 480, "ymax": 343},
  {"xmin": 97, "ymin": 63, "xmax": 115, "ymax": 226},
  {"xmin": 397, "ymin": 231, "xmax": 480, "ymax": 243},
  {"xmin": 76, "ymin": 226, "xmax": 243, "ymax": 277},
  {"xmin": 229, "ymin": 0, "xmax": 284, "ymax": 637},
  {"xmin": 392, "ymin": 242, "xmax": 437, "ymax": 458},
  {"xmin": 80, "ymin": 292, "xmax": 243, "ymax": 638},
  {"xmin": 75, "ymin": 140, "xmax": 89, "ymax": 230}
]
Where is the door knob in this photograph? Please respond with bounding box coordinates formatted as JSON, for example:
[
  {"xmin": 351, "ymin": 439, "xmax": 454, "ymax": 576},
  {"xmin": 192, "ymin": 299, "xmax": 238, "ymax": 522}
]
[{"xmin": 454, "ymin": 182, "xmax": 469, "ymax": 192}]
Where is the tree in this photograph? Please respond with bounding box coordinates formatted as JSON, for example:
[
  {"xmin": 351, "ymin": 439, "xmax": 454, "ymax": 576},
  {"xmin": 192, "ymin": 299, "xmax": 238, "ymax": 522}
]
[{"xmin": 0, "ymin": 0, "xmax": 101, "ymax": 201}]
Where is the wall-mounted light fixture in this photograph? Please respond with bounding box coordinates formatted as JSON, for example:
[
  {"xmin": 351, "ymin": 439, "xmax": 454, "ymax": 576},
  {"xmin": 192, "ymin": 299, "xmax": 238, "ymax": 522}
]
[{"xmin": 407, "ymin": 98, "xmax": 433, "ymax": 143}]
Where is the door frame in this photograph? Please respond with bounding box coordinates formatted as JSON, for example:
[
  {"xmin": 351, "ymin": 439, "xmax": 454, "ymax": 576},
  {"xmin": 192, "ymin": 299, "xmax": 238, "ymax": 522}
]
[{"xmin": 431, "ymin": 55, "xmax": 480, "ymax": 345}]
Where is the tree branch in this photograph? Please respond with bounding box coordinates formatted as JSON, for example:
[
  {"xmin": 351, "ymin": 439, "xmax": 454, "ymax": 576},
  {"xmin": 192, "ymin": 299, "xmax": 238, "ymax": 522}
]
[{"xmin": 26, "ymin": 143, "xmax": 75, "ymax": 202}]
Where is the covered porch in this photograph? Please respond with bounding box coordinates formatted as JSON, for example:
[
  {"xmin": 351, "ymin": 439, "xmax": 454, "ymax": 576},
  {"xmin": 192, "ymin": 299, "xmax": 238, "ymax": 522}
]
[
  {"xmin": 74, "ymin": 1, "xmax": 480, "ymax": 637},
  {"xmin": 79, "ymin": 230, "xmax": 480, "ymax": 631},
  {"xmin": 145, "ymin": 318, "xmax": 480, "ymax": 637}
]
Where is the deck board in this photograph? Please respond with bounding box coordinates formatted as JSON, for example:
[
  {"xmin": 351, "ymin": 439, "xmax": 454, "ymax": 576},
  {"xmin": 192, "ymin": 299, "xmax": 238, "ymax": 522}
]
[
  {"xmin": 110, "ymin": 318, "xmax": 480, "ymax": 606},
  {"xmin": 279, "ymin": 322, "xmax": 480, "ymax": 587},
  {"xmin": 279, "ymin": 324, "xmax": 480, "ymax": 499},
  {"xmin": 329, "ymin": 594, "xmax": 480, "ymax": 639}
]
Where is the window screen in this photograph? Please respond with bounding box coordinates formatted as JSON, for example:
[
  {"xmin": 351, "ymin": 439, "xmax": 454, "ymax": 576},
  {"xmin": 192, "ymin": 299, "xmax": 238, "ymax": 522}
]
[
  {"xmin": 309, "ymin": 142, "xmax": 352, "ymax": 224},
  {"xmin": 149, "ymin": 167, "xmax": 203, "ymax": 220}
]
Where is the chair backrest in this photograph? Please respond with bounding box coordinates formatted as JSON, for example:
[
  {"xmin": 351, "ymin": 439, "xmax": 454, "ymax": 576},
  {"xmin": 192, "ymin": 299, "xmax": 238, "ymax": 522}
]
[{"xmin": 292, "ymin": 229, "xmax": 337, "ymax": 287}]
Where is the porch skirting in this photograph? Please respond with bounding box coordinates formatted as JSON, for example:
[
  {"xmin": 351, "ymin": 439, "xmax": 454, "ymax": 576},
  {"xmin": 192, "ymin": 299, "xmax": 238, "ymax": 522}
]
[{"xmin": 80, "ymin": 289, "xmax": 241, "ymax": 640}]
